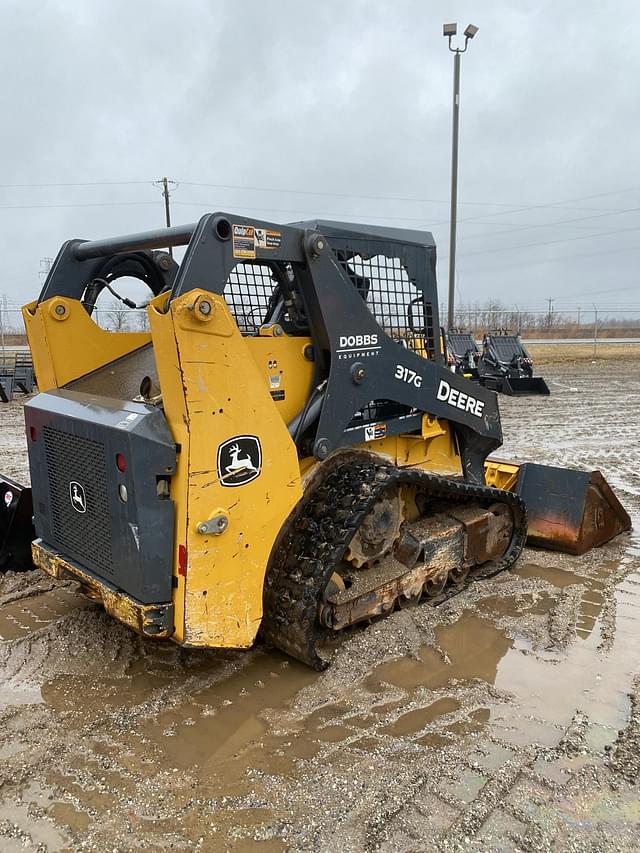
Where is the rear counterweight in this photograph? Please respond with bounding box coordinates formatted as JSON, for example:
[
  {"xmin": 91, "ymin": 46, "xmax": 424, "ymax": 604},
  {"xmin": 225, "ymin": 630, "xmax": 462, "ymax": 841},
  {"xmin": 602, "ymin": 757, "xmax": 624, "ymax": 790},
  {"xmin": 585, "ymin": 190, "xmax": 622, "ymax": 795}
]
[{"xmin": 25, "ymin": 390, "xmax": 176, "ymax": 604}]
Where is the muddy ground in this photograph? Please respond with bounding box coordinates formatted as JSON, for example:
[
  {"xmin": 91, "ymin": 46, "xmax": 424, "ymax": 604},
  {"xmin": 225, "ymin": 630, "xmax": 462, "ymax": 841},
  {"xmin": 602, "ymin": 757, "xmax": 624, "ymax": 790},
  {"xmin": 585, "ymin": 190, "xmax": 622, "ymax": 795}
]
[{"xmin": 0, "ymin": 359, "xmax": 639, "ymax": 852}]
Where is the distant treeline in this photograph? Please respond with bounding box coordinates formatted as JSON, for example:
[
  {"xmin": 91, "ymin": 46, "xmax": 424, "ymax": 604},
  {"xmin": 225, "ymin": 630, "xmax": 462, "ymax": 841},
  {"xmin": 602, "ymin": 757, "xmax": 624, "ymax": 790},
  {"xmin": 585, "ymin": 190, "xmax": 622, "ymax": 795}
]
[{"xmin": 447, "ymin": 301, "xmax": 639, "ymax": 338}]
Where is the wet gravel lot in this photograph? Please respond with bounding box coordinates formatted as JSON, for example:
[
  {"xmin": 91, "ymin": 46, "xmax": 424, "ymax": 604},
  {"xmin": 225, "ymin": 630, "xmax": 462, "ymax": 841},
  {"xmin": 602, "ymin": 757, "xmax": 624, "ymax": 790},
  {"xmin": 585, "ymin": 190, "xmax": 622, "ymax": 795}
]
[{"xmin": 0, "ymin": 359, "xmax": 638, "ymax": 852}]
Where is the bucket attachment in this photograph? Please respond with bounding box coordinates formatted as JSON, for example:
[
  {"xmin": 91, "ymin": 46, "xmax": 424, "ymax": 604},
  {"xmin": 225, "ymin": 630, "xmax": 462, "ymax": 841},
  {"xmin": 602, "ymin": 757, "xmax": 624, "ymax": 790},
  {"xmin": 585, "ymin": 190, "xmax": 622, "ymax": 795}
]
[
  {"xmin": 0, "ymin": 476, "xmax": 35, "ymax": 570},
  {"xmin": 484, "ymin": 460, "xmax": 631, "ymax": 555},
  {"xmin": 481, "ymin": 376, "xmax": 550, "ymax": 396}
]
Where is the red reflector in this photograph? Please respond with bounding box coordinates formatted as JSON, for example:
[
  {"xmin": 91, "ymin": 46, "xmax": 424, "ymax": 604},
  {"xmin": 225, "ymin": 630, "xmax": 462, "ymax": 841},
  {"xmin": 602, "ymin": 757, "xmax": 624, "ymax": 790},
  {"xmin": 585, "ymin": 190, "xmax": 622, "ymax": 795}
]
[
  {"xmin": 29, "ymin": 426, "xmax": 37, "ymax": 442},
  {"xmin": 178, "ymin": 544, "xmax": 187, "ymax": 576},
  {"xmin": 116, "ymin": 453, "xmax": 126, "ymax": 473}
]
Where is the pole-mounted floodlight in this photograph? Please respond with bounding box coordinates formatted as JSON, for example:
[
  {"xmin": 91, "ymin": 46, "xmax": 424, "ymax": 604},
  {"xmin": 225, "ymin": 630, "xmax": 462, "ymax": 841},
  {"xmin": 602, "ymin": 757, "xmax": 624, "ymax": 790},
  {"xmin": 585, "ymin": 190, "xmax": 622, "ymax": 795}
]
[{"xmin": 442, "ymin": 23, "xmax": 479, "ymax": 329}]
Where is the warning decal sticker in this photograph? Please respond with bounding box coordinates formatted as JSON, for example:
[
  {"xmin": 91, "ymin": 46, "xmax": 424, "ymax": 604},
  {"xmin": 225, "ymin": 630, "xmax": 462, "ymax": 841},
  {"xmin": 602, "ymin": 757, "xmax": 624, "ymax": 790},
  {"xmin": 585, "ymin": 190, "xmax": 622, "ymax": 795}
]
[
  {"xmin": 255, "ymin": 228, "xmax": 282, "ymax": 250},
  {"xmin": 232, "ymin": 224, "xmax": 256, "ymax": 259},
  {"xmin": 364, "ymin": 423, "xmax": 387, "ymax": 442}
]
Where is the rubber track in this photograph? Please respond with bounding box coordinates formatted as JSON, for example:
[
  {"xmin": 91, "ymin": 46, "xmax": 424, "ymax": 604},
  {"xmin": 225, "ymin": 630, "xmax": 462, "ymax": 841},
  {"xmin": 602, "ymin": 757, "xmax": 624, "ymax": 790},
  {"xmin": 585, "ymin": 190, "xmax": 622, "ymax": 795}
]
[{"xmin": 262, "ymin": 455, "xmax": 527, "ymax": 670}]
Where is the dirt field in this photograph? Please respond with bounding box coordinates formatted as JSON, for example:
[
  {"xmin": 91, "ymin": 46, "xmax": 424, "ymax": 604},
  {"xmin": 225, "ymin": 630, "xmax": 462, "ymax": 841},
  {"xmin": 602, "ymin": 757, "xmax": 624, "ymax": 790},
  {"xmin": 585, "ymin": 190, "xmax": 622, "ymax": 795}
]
[
  {"xmin": 0, "ymin": 359, "xmax": 639, "ymax": 852},
  {"xmin": 526, "ymin": 342, "xmax": 640, "ymax": 364}
]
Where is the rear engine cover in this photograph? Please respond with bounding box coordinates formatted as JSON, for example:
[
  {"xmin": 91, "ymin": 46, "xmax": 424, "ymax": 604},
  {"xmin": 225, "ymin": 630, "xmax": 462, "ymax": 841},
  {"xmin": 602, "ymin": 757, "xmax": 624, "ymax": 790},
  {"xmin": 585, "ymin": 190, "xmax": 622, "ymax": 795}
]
[{"xmin": 25, "ymin": 390, "xmax": 176, "ymax": 603}]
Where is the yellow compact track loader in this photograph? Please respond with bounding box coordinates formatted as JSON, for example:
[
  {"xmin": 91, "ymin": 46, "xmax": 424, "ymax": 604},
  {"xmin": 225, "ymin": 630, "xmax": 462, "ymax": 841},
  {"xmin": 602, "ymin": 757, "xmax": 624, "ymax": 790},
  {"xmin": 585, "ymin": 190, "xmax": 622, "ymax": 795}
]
[{"xmin": 0, "ymin": 214, "xmax": 631, "ymax": 668}]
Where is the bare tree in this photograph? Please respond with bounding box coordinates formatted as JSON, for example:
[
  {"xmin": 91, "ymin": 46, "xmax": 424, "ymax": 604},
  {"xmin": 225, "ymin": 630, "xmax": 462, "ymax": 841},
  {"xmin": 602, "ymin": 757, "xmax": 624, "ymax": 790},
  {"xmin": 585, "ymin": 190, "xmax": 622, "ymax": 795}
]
[
  {"xmin": 104, "ymin": 298, "xmax": 129, "ymax": 332},
  {"xmin": 134, "ymin": 311, "xmax": 150, "ymax": 332}
]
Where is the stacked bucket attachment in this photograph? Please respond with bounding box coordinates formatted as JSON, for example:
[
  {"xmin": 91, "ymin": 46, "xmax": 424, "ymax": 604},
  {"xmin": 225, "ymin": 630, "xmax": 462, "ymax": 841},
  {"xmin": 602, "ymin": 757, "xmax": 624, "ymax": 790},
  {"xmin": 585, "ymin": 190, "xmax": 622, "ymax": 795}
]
[
  {"xmin": 0, "ymin": 476, "xmax": 34, "ymax": 570},
  {"xmin": 446, "ymin": 329, "xmax": 480, "ymax": 380},
  {"xmin": 484, "ymin": 460, "xmax": 632, "ymax": 555},
  {"xmin": 0, "ymin": 353, "xmax": 36, "ymax": 403},
  {"xmin": 481, "ymin": 374, "xmax": 550, "ymax": 397},
  {"xmin": 477, "ymin": 330, "xmax": 550, "ymax": 396}
]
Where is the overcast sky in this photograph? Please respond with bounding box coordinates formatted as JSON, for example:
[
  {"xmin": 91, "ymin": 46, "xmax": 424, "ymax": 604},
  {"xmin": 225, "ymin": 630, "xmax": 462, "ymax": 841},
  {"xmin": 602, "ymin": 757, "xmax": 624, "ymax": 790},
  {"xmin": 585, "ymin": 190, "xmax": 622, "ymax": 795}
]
[{"xmin": 1, "ymin": 0, "xmax": 639, "ymax": 323}]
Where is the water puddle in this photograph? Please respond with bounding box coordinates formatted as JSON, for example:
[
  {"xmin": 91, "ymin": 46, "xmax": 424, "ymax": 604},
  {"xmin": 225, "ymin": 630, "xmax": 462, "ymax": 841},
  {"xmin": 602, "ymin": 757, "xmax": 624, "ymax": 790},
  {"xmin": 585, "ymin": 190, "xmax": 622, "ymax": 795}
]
[
  {"xmin": 380, "ymin": 697, "xmax": 460, "ymax": 736},
  {"xmin": 0, "ymin": 784, "xmax": 67, "ymax": 852},
  {"xmin": 0, "ymin": 588, "xmax": 88, "ymax": 640},
  {"xmin": 140, "ymin": 652, "xmax": 316, "ymax": 778},
  {"xmin": 367, "ymin": 612, "xmax": 514, "ymax": 692},
  {"xmin": 362, "ymin": 559, "xmax": 639, "ymax": 749},
  {"xmin": 511, "ymin": 562, "xmax": 586, "ymax": 588},
  {"xmin": 477, "ymin": 591, "xmax": 557, "ymax": 617},
  {"xmin": 513, "ymin": 559, "xmax": 610, "ymax": 638},
  {"xmin": 494, "ymin": 571, "xmax": 640, "ymax": 738}
]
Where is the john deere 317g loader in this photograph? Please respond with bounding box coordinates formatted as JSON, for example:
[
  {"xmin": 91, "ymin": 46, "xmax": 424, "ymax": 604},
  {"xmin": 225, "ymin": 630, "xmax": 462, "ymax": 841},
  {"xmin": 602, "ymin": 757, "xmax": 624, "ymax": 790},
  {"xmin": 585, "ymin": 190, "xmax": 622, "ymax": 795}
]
[{"xmin": 0, "ymin": 215, "xmax": 630, "ymax": 668}]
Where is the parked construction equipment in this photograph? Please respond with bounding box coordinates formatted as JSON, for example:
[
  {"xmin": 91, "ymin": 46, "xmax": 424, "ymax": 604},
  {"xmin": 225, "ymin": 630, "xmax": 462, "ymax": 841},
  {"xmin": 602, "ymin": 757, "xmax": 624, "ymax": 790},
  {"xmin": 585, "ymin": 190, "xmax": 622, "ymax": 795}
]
[
  {"xmin": 0, "ymin": 352, "xmax": 36, "ymax": 402},
  {"xmin": 477, "ymin": 330, "xmax": 550, "ymax": 396},
  {"xmin": 446, "ymin": 329, "xmax": 480, "ymax": 379},
  {"xmin": 0, "ymin": 215, "xmax": 630, "ymax": 668}
]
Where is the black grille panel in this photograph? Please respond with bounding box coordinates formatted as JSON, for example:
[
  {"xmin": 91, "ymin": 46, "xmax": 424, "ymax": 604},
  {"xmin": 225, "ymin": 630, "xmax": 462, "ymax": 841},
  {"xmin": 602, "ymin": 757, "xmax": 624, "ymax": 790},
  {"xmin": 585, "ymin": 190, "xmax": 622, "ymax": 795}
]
[
  {"xmin": 339, "ymin": 253, "xmax": 437, "ymax": 359},
  {"xmin": 43, "ymin": 426, "xmax": 113, "ymax": 575},
  {"xmin": 224, "ymin": 262, "xmax": 278, "ymax": 334}
]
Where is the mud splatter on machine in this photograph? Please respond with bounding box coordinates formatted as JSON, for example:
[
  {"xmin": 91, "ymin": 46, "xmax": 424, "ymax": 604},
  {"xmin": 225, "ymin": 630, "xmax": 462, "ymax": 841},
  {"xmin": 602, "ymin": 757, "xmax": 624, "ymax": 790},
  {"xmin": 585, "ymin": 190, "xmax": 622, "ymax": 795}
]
[{"xmin": 0, "ymin": 215, "xmax": 630, "ymax": 667}]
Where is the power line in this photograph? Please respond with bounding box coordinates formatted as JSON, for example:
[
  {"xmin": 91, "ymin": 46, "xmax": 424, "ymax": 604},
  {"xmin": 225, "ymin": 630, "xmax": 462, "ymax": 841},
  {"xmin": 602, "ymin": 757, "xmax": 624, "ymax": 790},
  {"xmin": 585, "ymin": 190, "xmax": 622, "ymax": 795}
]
[
  {"xmin": 0, "ymin": 180, "xmax": 153, "ymax": 188},
  {"xmin": 456, "ymin": 205, "xmax": 640, "ymax": 243},
  {"xmin": 0, "ymin": 201, "xmax": 160, "ymax": 210},
  {"xmin": 4, "ymin": 175, "xmax": 637, "ymax": 216},
  {"xmin": 452, "ymin": 223, "xmax": 640, "ymax": 261},
  {"xmin": 431, "ymin": 185, "xmax": 640, "ymax": 229},
  {"xmin": 454, "ymin": 240, "xmax": 640, "ymax": 274},
  {"xmin": 177, "ymin": 180, "xmax": 640, "ymax": 215}
]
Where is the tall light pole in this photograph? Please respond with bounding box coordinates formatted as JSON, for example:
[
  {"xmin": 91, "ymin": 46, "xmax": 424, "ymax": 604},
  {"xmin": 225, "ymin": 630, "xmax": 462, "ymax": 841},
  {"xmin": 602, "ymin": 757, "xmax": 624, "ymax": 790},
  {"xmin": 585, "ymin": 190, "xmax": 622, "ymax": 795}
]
[{"xmin": 443, "ymin": 23, "xmax": 478, "ymax": 329}]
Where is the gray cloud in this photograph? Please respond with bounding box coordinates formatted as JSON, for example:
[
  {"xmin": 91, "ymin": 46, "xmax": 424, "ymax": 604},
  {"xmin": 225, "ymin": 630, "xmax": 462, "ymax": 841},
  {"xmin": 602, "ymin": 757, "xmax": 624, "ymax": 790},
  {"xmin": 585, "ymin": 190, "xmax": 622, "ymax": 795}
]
[{"xmin": 1, "ymin": 0, "xmax": 638, "ymax": 322}]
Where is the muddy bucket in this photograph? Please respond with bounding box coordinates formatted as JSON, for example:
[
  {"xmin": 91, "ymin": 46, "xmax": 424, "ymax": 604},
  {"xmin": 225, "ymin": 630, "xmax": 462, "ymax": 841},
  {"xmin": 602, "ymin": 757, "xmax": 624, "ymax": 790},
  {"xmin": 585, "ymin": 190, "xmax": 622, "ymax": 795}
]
[
  {"xmin": 0, "ymin": 476, "xmax": 34, "ymax": 570},
  {"xmin": 515, "ymin": 463, "xmax": 631, "ymax": 555}
]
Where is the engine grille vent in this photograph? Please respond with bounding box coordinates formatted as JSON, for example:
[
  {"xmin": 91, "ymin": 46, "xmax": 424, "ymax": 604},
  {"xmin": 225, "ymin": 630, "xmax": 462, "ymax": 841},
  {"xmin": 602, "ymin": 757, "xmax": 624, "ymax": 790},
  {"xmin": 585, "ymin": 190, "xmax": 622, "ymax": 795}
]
[{"xmin": 43, "ymin": 426, "xmax": 113, "ymax": 575}]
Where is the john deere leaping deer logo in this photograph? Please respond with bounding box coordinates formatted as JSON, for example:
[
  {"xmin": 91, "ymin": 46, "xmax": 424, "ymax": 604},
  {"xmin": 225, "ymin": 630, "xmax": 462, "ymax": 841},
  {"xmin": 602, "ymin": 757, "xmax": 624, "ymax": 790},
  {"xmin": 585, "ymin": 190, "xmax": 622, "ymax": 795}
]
[
  {"xmin": 69, "ymin": 481, "xmax": 87, "ymax": 513},
  {"xmin": 217, "ymin": 436, "xmax": 262, "ymax": 487}
]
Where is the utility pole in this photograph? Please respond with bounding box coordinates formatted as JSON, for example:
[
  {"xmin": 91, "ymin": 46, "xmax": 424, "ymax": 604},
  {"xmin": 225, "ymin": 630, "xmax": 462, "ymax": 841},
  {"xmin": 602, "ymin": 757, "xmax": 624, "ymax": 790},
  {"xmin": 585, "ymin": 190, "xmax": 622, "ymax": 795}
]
[
  {"xmin": 443, "ymin": 22, "xmax": 479, "ymax": 329},
  {"xmin": 0, "ymin": 294, "xmax": 5, "ymax": 361},
  {"xmin": 593, "ymin": 303, "xmax": 598, "ymax": 357},
  {"xmin": 577, "ymin": 306, "xmax": 581, "ymax": 328},
  {"xmin": 547, "ymin": 297, "xmax": 554, "ymax": 327},
  {"xmin": 154, "ymin": 177, "xmax": 177, "ymax": 257}
]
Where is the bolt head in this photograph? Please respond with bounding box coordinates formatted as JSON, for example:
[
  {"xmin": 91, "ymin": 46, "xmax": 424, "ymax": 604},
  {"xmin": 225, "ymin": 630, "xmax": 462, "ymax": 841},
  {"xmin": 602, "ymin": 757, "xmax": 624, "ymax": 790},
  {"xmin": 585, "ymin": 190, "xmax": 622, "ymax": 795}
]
[
  {"xmin": 197, "ymin": 522, "xmax": 208, "ymax": 534},
  {"xmin": 198, "ymin": 300, "xmax": 212, "ymax": 316},
  {"xmin": 314, "ymin": 438, "xmax": 331, "ymax": 460},
  {"xmin": 305, "ymin": 232, "xmax": 327, "ymax": 259},
  {"xmin": 350, "ymin": 362, "xmax": 366, "ymax": 384},
  {"xmin": 54, "ymin": 304, "xmax": 66, "ymax": 316}
]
